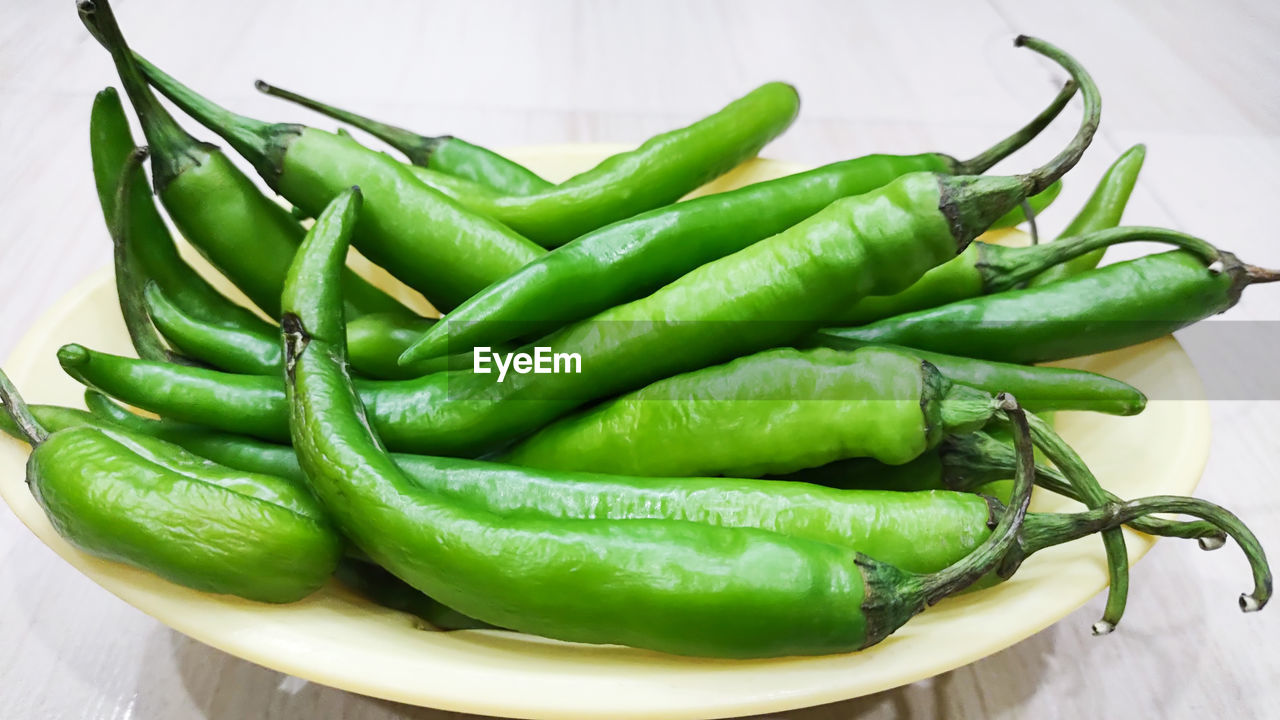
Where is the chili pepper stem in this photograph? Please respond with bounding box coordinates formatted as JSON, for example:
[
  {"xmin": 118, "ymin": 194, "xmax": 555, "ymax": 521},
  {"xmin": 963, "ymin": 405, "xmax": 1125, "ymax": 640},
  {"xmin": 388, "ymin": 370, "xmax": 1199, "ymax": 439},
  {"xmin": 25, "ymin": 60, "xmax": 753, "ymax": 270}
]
[
  {"xmin": 1245, "ymin": 264, "xmax": 1280, "ymax": 284},
  {"xmin": 921, "ymin": 393, "xmax": 1037, "ymax": 606},
  {"xmin": 0, "ymin": 369, "xmax": 48, "ymax": 447},
  {"xmin": 981, "ymin": 227, "xmax": 1225, "ymax": 292},
  {"xmin": 953, "ymin": 80, "xmax": 1077, "ymax": 175},
  {"xmin": 939, "ymin": 433, "xmax": 1228, "ymax": 545},
  {"xmin": 81, "ymin": 0, "xmax": 297, "ymax": 185},
  {"xmin": 938, "ymin": 37, "xmax": 1101, "ymax": 244},
  {"xmin": 1009, "ymin": 410, "xmax": 1132, "ymax": 630},
  {"xmin": 76, "ymin": 0, "xmax": 208, "ymax": 191},
  {"xmin": 254, "ymin": 80, "xmax": 440, "ymax": 166},
  {"xmin": 1013, "ymin": 36, "xmax": 1101, "ymax": 196},
  {"xmin": 1015, "ymin": 495, "xmax": 1272, "ymax": 614}
]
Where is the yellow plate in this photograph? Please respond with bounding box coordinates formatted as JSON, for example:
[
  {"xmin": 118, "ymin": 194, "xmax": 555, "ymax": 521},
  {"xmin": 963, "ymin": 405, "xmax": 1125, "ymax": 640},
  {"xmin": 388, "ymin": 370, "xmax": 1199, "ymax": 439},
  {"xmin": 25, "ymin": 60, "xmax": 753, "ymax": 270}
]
[{"xmin": 0, "ymin": 146, "xmax": 1210, "ymax": 719}]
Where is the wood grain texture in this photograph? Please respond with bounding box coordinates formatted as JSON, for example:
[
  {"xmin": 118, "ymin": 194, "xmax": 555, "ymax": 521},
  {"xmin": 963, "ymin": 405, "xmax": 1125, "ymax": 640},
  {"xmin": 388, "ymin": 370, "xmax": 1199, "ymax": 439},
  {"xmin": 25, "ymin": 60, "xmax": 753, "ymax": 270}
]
[{"xmin": 1, "ymin": 1, "xmax": 1277, "ymax": 717}]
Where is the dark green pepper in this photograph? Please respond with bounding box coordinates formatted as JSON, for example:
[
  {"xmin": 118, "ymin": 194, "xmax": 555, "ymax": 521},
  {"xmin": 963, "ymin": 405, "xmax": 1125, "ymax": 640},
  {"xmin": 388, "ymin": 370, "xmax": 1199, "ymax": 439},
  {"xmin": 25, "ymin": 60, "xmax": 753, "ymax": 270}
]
[
  {"xmin": 819, "ymin": 249, "xmax": 1280, "ymax": 364},
  {"xmin": 832, "ymin": 225, "xmax": 1218, "ymax": 327},
  {"xmin": 1029, "ymin": 144, "xmax": 1146, "ymax": 286}
]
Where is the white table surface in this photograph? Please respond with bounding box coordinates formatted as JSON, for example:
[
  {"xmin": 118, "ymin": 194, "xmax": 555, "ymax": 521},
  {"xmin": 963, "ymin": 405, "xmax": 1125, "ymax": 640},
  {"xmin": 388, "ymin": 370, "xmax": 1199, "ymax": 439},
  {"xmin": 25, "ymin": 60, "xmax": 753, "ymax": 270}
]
[{"xmin": 2, "ymin": 1, "xmax": 1278, "ymax": 717}]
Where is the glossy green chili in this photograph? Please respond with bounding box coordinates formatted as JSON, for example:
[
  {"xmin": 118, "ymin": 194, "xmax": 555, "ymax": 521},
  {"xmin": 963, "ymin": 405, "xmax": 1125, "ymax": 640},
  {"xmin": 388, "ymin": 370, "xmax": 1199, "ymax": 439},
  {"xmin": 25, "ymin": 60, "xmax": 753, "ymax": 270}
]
[
  {"xmin": 90, "ymin": 87, "xmax": 264, "ymax": 330},
  {"xmin": 142, "ymin": 285, "xmax": 464, "ymax": 379},
  {"xmin": 107, "ymin": 147, "xmax": 185, "ymax": 365},
  {"xmin": 405, "ymin": 82, "xmax": 1078, "ymax": 361},
  {"xmin": 263, "ymin": 80, "xmax": 802, "ymax": 247},
  {"xmin": 81, "ymin": 0, "xmax": 412, "ymax": 322},
  {"xmin": 0, "ymin": 369, "xmax": 341, "ymax": 603},
  {"xmin": 832, "ymin": 225, "xmax": 1217, "ymax": 327},
  {"xmin": 1030, "ymin": 144, "xmax": 1146, "ymax": 286},
  {"xmin": 255, "ymin": 80, "xmax": 552, "ymax": 196},
  {"xmin": 503, "ymin": 347, "xmax": 1008, "ymax": 477},
  {"xmin": 803, "ymin": 339, "xmax": 1145, "ymax": 415},
  {"xmin": 81, "ymin": 0, "xmax": 540, "ymax": 314},
  {"xmin": 775, "ymin": 431, "xmax": 1221, "ymax": 543},
  {"xmin": 820, "ymin": 248, "xmax": 1280, "ymax": 364}
]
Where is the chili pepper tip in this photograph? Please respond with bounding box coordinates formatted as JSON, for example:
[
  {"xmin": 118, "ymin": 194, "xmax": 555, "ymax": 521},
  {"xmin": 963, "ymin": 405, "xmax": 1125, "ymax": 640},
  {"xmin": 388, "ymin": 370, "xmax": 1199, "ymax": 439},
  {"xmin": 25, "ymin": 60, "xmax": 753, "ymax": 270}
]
[{"xmin": 57, "ymin": 344, "xmax": 91, "ymax": 368}]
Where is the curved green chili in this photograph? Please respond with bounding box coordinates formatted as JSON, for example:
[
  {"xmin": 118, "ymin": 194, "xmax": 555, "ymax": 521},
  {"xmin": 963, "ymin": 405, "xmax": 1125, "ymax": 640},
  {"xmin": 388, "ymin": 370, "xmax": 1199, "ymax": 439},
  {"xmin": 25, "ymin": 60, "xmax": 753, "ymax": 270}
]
[
  {"xmin": 409, "ymin": 81, "xmax": 1077, "ymax": 360},
  {"xmin": 1030, "ymin": 144, "xmax": 1145, "ymax": 286},
  {"xmin": 81, "ymin": 0, "xmax": 488, "ymax": 313},
  {"xmin": 80, "ymin": 1, "xmax": 412, "ymax": 322},
  {"xmin": 108, "ymin": 147, "xmax": 182, "ymax": 364},
  {"xmin": 802, "ymin": 339, "xmax": 1146, "ymax": 415},
  {"xmin": 833, "ymin": 225, "xmax": 1218, "ymax": 327},
  {"xmin": 266, "ymin": 81, "xmax": 801, "ymax": 247},
  {"xmin": 0, "ymin": 368, "xmax": 340, "ymax": 603},
  {"xmin": 143, "ymin": 286, "xmax": 478, "ymax": 379},
  {"xmin": 90, "ymin": 86, "xmax": 264, "ymax": 330},
  {"xmin": 820, "ymin": 248, "xmax": 1280, "ymax": 364},
  {"xmin": 252, "ymin": 80, "xmax": 545, "ymax": 195},
  {"xmin": 501, "ymin": 346, "xmax": 1031, "ymax": 477}
]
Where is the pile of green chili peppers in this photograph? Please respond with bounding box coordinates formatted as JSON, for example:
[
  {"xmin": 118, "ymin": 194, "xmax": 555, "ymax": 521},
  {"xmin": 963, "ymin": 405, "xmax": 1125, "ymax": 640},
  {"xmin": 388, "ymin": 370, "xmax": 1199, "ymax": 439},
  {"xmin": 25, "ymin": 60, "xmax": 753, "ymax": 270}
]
[{"xmin": 0, "ymin": 0, "xmax": 1274, "ymax": 662}]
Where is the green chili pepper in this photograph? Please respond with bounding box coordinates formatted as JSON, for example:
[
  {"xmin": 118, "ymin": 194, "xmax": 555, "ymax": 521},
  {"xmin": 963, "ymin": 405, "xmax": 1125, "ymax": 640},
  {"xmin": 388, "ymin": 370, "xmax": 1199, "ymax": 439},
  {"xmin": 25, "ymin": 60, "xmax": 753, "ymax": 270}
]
[
  {"xmin": 802, "ymin": 340, "xmax": 1145, "ymax": 415},
  {"xmin": 107, "ymin": 146, "xmax": 185, "ymax": 365},
  {"xmin": 142, "ymin": 283, "xmax": 278, "ymax": 375},
  {"xmin": 142, "ymin": 285, "xmax": 478, "ymax": 379},
  {"xmin": 1029, "ymin": 144, "xmax": 1146, "ymax": 286},
  {"xmin": 90, "ymin": 87, "xmax": 264, "ymax": 330},
  {"xmin": 80, "ymin": 2, "xmax": 412, "ymax": 322},
  {"xmin": 409, "ymin": 82, "xmax": 1077, "ymax": 361},
  {"xmin": 819, "ymin": 248, "xmax": 1280, "ymax": 364},
  {"xmin": 833, "ymin": 225, "xmax": 1219, "ymax": 327},
  {"xmin": 775, "ymin": 431, "xmax": 1220, "ymax": 544},
  {"xmin": 258, "ymin": 79, "xmax": 801, "ymax": 247},
  {"xmin": 501, "ymin": 346, "xmax": 1080, "ymax": 477},
  {"xmin": 0, "ymin": 369, "xmax": 341, "ymax": 604},
  {"xmin": 253, "ymin": 81, "xmax": 544, "ymax": 195}
]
